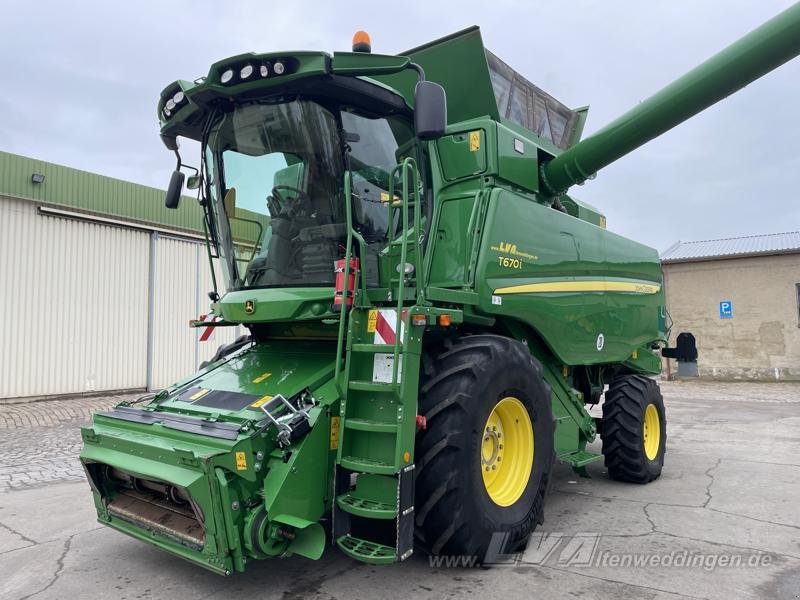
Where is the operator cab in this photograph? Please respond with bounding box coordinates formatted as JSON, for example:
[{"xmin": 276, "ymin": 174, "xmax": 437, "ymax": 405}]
[
  {"xmin": 160, "ymin": 39, "xmax": 446, "ymax": 301},
  {"xmin": 203, "ymin": 96, "xmax": 418, "ymax": 291}
]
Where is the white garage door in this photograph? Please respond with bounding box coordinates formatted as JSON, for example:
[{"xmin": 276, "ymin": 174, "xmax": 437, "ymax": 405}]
[
  {"xmin": 0, "ymin": 198, "xmax": 242, "ymax": 398},
  {"xmin": 0, "ymin": 198, "xmax": 149, "ymax": 397}
]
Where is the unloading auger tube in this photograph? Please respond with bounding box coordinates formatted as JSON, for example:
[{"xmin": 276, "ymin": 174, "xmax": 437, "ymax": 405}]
[{"xmin": 540, "ymin": 1, "xmax": 800, "ymax": 195}]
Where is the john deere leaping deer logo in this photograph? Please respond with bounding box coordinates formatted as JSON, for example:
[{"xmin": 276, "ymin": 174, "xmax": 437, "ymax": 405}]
[{"xmin": 244, "ymin": 299, "xmax": 256, "ymax": 314}]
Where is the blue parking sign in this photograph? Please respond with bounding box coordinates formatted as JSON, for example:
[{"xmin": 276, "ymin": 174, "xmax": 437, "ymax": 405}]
[{"xmin": 719, "ymin": 300, "xmax": 733, "ymax": 319}]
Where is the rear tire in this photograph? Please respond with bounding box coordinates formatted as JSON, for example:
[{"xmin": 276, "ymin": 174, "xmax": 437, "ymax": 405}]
[
  {"xmin": 414, "ymin": 335, "xmax": 555, "ymax": 562},
  {"xmin": 601, "ymin": 375, "xmax": 666, "ymax": 483}
]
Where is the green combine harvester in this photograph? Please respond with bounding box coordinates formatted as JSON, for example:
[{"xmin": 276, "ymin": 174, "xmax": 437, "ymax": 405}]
[{"xmin": 81, "ymin": 5, "xmax": 800, "ymax": 573}]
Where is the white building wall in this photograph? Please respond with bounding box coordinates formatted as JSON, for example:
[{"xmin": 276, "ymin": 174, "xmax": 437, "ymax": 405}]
[
  {"xmin": 0, "ymin": 197, "xmax": 240, "ymax": 398},
  {"xmin": 662, "ymin": 253, "xmax": 800, "ymax": 381}
]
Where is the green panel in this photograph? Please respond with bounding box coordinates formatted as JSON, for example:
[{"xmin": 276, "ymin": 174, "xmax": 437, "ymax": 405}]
[
  {"xmin": 332, "ymin": 52, "xmax": 410, "ymax": 75},
  {"xmin": 160, "ymin": 52, "xmax": 331, "ymax": 136},
  {"xmin": 436, "ymin": 130, "xmax": 487, "ymax": 181},
  {"xmin": 472, "ymin": 188, "xmax": 664, "ymax": 365},
  {"xmin": 603, "ymin": 231, "xmax": 667, "ymax": 355},
  {"xmin": 560, "ymin": 194, "xmax": 606, "ymax": 228},
  {"xmin": 159, "ymin": 339, "xmax": 338, "ymax": 419},
  {"xmin": 263, "ymin": 409, "xmax": 332, "ymax": 525},
  {"xmin": 376, "ymin": 27, "xmax": 499, "ymax": 123},
  {"xmin": 427, "ymin": 192, "xmax": 479, "ymax": 287},
  {"xmin": 217, "ymin": 288, "xmax": 338, "ymax": 323},
  {"xmin": 80, "ymin": 338, "xmax": 343, "ymax": 573},
  {"xmin": 496, "ymin": 122, "xmax": 539, "ymax": 191}
]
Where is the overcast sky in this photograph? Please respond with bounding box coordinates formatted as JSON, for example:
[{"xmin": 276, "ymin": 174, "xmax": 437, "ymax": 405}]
[{"xmin": 2, "ymin": 0, "xmax": 798, "ymax": 252}]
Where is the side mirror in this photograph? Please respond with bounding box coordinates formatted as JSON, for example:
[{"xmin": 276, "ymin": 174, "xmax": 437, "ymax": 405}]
[
  {"xmin": 414, "ymin": 81, "xmax": 447, "ymax": 140},
  {"xmin": 186, "ymin": 174, "xmax": 201, "ymax": 190},
  {"xmin": 165, "ymin": 170, "xmax": 185, "ymax": 209}
]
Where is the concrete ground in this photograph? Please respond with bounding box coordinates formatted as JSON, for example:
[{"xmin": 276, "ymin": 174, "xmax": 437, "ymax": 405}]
[{"xmin": 1, "ymin": 381, "xmax": 799, "ymax": 600}]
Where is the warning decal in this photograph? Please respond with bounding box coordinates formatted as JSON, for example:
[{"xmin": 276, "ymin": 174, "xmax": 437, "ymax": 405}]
[
  {"xmin": 373, "ymin": 309, "xmax": 408, "ymax": 346},
  {"xmin": 367, "ymin": 309, "xmax": 378, "ymax": 333},
  {"xmin": 330, "ymin": 416, "xmax": 341, "ymax": 450},
  {"xmin": 235, "ymin": 451, "xmax": 247, "ymax": 471},
  {"xmin": 249, "ymin": 395, "xmax": 273, "ymax": 409},
  {"xmin": 469, "ymin": 130, "xmax": 481, "ymax": 152}
]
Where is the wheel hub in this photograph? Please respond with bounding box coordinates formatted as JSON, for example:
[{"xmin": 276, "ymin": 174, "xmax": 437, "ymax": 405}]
[
  {"xmin": 643, "ymin": 403, "xmax": 661, "ymax": 460},
  {"xmin": 480, "ymin": 396, "xmax": 534, "ymax": 507},
  {"xmin": 482, "ymin": 426, "xmax": 502, "ymax": 467}
]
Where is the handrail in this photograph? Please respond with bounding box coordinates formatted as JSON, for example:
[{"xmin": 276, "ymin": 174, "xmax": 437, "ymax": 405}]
[
  {"xmin": 387, "ymin": 158, "xmax": 424, "ymax": 384},
  {"xmin": 202, "ymin": 219, "xmax": 218, "ymax": 296},
  {"xmin": 334, "ymin": 172, "xmax": 355, "ymax": 383},
  {"xmin": 463, "ymin": 189, "xmax": 483, "ymax": 286},
  {"xmin": 335, "ymin": 160, "xmax": 424, "ymax": 387},
  {"xmin": 351, "ymin": 229, "xmax": 370, "ymax": 303}
]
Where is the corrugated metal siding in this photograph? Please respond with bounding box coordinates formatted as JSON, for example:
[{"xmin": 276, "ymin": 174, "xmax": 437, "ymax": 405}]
[
  {"xmin": 196, "ymin": 254, "xmax": 242, "ymax": 366},
  {"xmin": 0, "ymin": 197, "xmax": 243, "ymax": 398},
  {"xmin": 150, "ymin": 237, "xmax": 241, "ymax": 389},
  {"xmin": 150, "ymin": 236, "xmax": 199, "ymax": 389},
  {"xmin": 0, "ymin": 151, "xmax": 268, "ymax": 242},
  {"xmin": 0, "ymin": 198, "xmax": 149, "ymax": 397},
  {"xmin": 661, "ymin": 231, "xmax": 800, "ymax": 262}
]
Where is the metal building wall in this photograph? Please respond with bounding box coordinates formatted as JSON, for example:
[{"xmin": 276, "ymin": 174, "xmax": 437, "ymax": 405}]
[
  {"xmin": 0, "ymin": 150, "xmax": 205, "ymax": 235},
  {"xmin": 195, "ymin": 248, "xmax": 242, "ymax": 367},
  {"xmin": 149, "ymin": 235, "xmax": 240, "ymax": 390},
  {"xmin": 0, "ymin": 197, "xmax": 241, "ymax": 398}
]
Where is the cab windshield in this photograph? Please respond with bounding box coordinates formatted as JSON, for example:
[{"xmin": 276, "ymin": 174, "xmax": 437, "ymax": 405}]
[{"xmin": 203, "ymin": 98, "xmax": 414, "ymax": 291}]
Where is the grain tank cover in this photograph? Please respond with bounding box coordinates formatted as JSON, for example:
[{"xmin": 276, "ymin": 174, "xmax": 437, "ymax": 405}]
[
  {"xmin": 485, "ymin": 50, "xmax": 582, "ymax": 150},
  {"xmin": 377, "ymin": 27, "xmax": 585, "ymax": 148}
]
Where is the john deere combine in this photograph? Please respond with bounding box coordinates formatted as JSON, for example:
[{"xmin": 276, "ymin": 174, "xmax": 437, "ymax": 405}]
[{"xmin": 81, "ymin": 5, "xmax": 800, "ymax": 573}]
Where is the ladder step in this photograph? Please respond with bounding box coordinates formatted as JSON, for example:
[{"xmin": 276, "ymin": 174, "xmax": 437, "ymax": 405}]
[
  {"xmin": 336, "ymin": 535, "xmax": 396, "ymax": 564},
  {"xmin": 344, "ymin": 418, "xmax": 398, "ymax": 433},
  {"xmin": 339, "ymin": 456, "xmax": 396, "ymax": 475},
  {"xmin": 336, "ymin": 493, "xmax": 397, "ymax": 519},
  {"xmin": 559, "ymin": 450, "xmax": 603, "ymax": 468},
  {"xmin": 348, "ymin": 380, "xmax": 399, "ymax": 393},
  {"xmin": 351, "ymin": 343, "xmax": 396, "ymax": 354}
]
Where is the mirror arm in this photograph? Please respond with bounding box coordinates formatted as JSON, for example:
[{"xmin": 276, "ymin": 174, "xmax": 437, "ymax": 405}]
[
  {"xmin": 409, "ymin": 62, "xmax": 426, "ymax": 82},
  {"xmin": 173, "ymin": 150, "xmax": 199, "ymax": 176}
]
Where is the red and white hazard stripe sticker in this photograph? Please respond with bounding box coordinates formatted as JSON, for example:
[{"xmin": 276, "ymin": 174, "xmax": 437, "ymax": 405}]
[
  {"xmin": 372, "ymin": 309, "xmax": 407, "ymax": 345},
  {"xmin": 198, "ymin": 314, "xmax": 221, "ymax": 342}
]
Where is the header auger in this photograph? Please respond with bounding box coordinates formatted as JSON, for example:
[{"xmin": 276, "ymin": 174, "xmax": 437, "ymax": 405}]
[{"xmin": 81, "ymin": 3, "xmax": 800, "ymax": 573}]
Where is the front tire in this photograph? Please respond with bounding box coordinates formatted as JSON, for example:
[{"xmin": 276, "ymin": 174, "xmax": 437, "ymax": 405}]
[
  {"xmin": 414, "ymin": 335, "xmax": 555, "ymax": 561},
  {"xmin": 601, "ymin": 375, "xmax": 666, "ymax": 483}
]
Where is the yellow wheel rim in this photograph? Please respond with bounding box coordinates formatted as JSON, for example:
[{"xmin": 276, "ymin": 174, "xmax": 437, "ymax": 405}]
[
  {"xmin": 481, "ymin": 396, "xmax": 534, "ymax": 507},
  {"xmin": 643, "ymin": 403, "xmax": 661, "ymax": 460}
]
